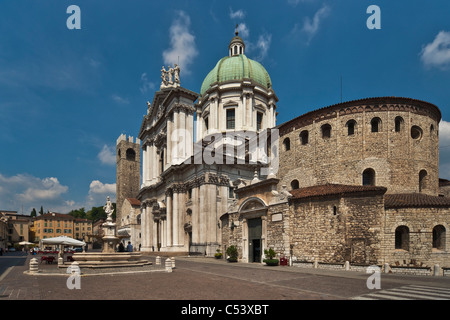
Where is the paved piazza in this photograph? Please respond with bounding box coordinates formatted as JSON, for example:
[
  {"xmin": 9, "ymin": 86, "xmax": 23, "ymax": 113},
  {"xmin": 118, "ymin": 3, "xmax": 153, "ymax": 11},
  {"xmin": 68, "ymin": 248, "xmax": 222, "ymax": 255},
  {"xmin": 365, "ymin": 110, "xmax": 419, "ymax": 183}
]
[{"xmin": 1, "ymin": 252, "xmax": 450, "ymax": 316}]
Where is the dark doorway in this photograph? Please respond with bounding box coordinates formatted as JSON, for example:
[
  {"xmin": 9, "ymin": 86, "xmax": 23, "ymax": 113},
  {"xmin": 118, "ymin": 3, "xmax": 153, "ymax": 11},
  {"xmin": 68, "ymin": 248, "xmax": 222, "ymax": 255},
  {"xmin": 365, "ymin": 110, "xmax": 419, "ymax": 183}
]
[
  {"xmin": 248, "ymin": 218, "xmax": 262, "ymax": 263},
  {"xmin": 252, "ymin": 239, "xmax": 261, "ymax": 262}
]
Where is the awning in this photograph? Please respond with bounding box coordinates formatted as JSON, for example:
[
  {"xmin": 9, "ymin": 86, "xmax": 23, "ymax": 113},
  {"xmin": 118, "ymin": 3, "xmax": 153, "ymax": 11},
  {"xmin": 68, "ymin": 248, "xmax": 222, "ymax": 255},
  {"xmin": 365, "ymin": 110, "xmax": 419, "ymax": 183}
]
[{"xmin": 40, "ymin": 236, "xmax": 86, "ymax": 246}]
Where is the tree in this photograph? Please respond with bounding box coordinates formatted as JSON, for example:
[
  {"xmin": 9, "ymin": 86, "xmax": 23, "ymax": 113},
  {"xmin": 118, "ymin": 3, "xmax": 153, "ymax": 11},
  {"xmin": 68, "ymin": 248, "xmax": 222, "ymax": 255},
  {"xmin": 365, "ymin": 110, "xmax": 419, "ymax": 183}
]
[
  {"xmin": 39, "ymin": 206, "xmax": 44, "ymax": 215},
  {"xmin": 30, "ymin": 208, "xmax": 37, "ymax": 217},
  {"xmin": 68, "ymin": 208, "xmax": 86, "ymax": 219}
]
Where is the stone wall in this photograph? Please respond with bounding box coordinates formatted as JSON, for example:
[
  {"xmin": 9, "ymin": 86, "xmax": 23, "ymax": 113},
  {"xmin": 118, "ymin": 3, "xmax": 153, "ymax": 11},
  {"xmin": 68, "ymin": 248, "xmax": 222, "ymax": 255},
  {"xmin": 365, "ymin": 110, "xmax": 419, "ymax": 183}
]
[
  {"xmin": 383, "ymin": 206, "xmax": 450, "ymax": 268},
  {"xmin": 289, "ymin": 193, "xmax": 385, "ymax": 264},
  {"xmin": 277, "ymin": 98, "xmax": 440, "ymax": 196}
]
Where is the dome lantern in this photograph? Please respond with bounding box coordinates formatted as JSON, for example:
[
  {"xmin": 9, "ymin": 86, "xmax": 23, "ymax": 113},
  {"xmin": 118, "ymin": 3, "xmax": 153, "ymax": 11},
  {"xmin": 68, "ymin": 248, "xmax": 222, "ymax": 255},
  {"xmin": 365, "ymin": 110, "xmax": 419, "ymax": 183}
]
[{"xmin": 228, "ymin": 24, "xmax": 245, "ymax": 57}]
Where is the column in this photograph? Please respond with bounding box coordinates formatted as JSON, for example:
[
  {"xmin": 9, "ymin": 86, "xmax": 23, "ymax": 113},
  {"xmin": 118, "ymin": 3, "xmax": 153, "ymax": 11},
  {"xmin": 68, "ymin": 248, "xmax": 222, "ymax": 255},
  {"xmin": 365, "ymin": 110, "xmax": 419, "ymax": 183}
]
[
  {"xmin": 152, "ymin": 145, "xmax": 158, "ymax": 182},
  {"xmin": 141, "ymin": 204, "xmax": 147, "ymax": 250},
  {"xmin": 161, "ymin": 219, "xmax": 166, "ymax": 249},
  {"xmin": 180, "ymin": 111, "xmax": 186, "ymax": 160},
  {"xmin": 147, "ymin": 203, "xmax": 153, "ymax": 250},
  {"xmin": 249, "ymin": 95, "xmax": 254, "ymax": 128},
  {"xmin": 152, "ymin": 218, "xmax": 158, "ymax": 251},
  {"xmin": 192, "ymin": 186, "xmax": 199, "ymax": 244},
  {"xmin": 199, "ymin": 183, "xmax": 208, "ymax": 244},
  {"xmin": 186, "ymin": 112, "xmax": 194, "ymax": 159},
  {"xmin": 173, "ymin": 109, "xmax": 180, "ymax": 164},
  {"xmin": 210, "ymin": 99, "xmax": 217, "ymax": 132},
  {"xmin": 196, "ymin": 111, "xmax": 203, "ymax": 143},
  {"xmin": 167, "ymin": 114, "xmax": 173, "ymax": 167},
  {"xmin": 149, "ymin": 144, "xmax": 155, "ymax": 183},
  {"xmin": 207, "ymin": 184, "xmax": 217, "ymax": 245},
  {"xmin": 166, "ymin": 192, "xmax": 172, "ymax": 247},
  {"xmin": 142, "ymin": 145, "xmax": 147, "ymax": 187},
  {"xmin": 243, "ymin": 94, "xmax": 247, "ymax": 128},
  {"xmin": 172, "ymin": 190, "xmax": 179, "ymax": 246}
]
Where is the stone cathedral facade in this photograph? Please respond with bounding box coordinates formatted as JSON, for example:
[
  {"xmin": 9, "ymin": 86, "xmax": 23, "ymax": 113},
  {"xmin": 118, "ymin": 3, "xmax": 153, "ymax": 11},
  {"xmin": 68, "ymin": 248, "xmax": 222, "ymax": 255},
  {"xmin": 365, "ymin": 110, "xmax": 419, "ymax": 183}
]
[{"xmin": 116, "ymin": 31, "xmax": 450, "ymax": 270}]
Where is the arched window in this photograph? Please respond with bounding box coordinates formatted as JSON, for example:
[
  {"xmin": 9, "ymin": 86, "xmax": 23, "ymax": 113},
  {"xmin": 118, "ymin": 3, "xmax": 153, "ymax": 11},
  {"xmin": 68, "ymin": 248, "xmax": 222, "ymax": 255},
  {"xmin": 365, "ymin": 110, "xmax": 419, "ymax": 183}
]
[
  {"xmin": 371, "ymin": 117, "xmax": 382, "ymax": 132},
  {"xmin": 395, "ymin": 226, "xmax": 410, "ymax": 251},
  {"xmin": 395, "ymin": 116, "xmax": 404, "ymax": 132},
  {"xmin": 126, "ymin": 148, "xmax": 136, "ymax": 161},
  {"xmin": 362, "ymin": 168, "xmax": 375, "ymax": 186},
  {"xmin": 290, "ymin": 179, "xmax": 299, "ymax": 190},
  {"xmin": 321, "ymin": 124, "xmax": 331, "ymax": 139},
  {"xmin": 411, "ymin": 125, "xmax": 423, "ymax": 140},
  {"xmin": 430, "ymin": 124, "xmax": 435, "ymax": 135},
  {"xmin": 419, "ymin": 170, "xmax": 428, "ymax": 192},
  {"xmin": 300, "ymin": 130, "xmax": 309, "ymax": 145},
  {"xmin": 346, "ymin": 120, "xmax": 356, "ymax": 136},
  {"xmin": 433, "ymin": 225, "xmax": 446, "ymax": 250},
  {"xmin": 283, "ymin": 138, "xmax": 291, "ymax": 151}
]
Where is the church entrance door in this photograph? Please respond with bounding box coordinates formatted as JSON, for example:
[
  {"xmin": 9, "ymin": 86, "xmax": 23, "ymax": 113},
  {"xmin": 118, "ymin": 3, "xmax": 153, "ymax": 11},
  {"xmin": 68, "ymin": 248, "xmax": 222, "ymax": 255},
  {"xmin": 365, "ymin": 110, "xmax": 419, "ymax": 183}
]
[{"xmin": 248, "ymin": 218, "xmax": 262, "ymax": 263}]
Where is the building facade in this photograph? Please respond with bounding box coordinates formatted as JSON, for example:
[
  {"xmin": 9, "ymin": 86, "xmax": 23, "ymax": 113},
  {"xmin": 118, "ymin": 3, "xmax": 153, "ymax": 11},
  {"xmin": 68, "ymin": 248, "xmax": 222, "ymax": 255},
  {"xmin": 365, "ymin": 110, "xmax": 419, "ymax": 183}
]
[
  {"xmin": 34, "ymin": 212, "xmax": 92, "ymax": 243},
  {"xmin": 118, "ymin": 31, "xmax": 450, "ymax": 270},
  {"xmin": 0, "ymin": 211, "xmax": 33, "ymax": 248}
]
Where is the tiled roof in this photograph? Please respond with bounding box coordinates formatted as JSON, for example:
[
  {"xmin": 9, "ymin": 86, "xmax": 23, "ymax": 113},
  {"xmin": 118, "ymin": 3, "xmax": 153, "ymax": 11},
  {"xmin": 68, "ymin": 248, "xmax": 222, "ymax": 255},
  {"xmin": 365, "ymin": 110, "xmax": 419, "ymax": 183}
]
[
  {"xmin": 289, "ymin": 184, "xmax": 387, "ymax": 200},
  {"xmin": 385, "ymin": 193, "xmax": 450, "ymax": 208},
  {"xmin": 35, "ymin": 212, "xmax": 74, "ymax": 220},
  {"xmin": 127, "ymin": 198, "xmax": 141, "ymax": 206}
]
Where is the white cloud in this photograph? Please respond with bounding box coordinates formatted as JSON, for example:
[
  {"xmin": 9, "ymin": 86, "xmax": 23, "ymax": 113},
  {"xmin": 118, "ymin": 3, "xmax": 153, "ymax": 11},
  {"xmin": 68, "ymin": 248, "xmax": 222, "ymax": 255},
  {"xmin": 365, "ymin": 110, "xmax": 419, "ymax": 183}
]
[
  {"xmin": 89, "ymin": 180, "xmax": 116, "ymax": 195},
  {"xmin": 140, "ymin": 72, "xmax": 156, "ymax": 94},
  {"xmin": 86, "ymin": 180, "xmax": 116, "ymax": 209},
  {"xmin": 98, "ymin": 144, "xmax": 116, "ymax": 166},
  {"xmin": 439, "ymin": 120, "xmax": 450, "ymax": 147},
  {"xmin": 18, "ymin": 177, "xmax": 68, "ymax": 202},
  {"xmin": 163, "ymin": 11, "xmax": 198, "ymax": 75},
  {"xmin": 229, "ymin": 8, "xmax": 245, "ymax": 19},
  {"xmin": 111, "ymin": 94, "xmax": 129, "ymax": 105},
  {"xmin": 439, "ymin": 120, "xmax": 450, "ymax": 179},
  {"xmin": 420, "ymin": 31, "xmax": 450, "ymax": 69},
  {"xmin": 301, "ymin": 4, "xmax": 331, "ymax": 44},
  {"xmin": 237, "ymin": 23, "xmax": 250, "ymax": 38},
  {"xmin": 287, "ymin": 0, "xmax": 316, "ymax": 6},
  {"xmin": 0, "ymin": 173, "xmax": 74, "ymax": 213},
  {"xmin": 255, "ymin": 33, "xmax": 272, "ymax": 61}
]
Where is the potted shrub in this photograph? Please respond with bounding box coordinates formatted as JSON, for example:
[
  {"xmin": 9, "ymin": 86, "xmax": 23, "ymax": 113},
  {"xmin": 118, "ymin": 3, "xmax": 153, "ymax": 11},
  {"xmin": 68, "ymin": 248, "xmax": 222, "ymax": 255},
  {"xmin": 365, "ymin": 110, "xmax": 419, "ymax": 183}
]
[
  {"xmin": 263, "ymin": 248, "xmax": 279, "ymax": 266},
  {"xmin": 226, "ymin": 245, "xmax": 238, "ymax": 262},
  {"xmin": 214, "ymin": 249, "xmax": 223, "ymax": 259}
]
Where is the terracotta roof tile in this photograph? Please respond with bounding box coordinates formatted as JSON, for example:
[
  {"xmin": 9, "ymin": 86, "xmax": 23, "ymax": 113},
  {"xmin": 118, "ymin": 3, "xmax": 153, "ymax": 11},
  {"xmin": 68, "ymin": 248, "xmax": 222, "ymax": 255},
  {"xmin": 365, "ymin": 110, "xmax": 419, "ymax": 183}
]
[
  {"xmin": 127, "ymin": 198, "xmax": 141, "ymax": 206},
  {"xmin": 385, "ymin": 193, "xmax": 450, "ymax": 208},
  {"xmin": 290, "ymin": 184, "xmax": 387, "ymax": 200}
]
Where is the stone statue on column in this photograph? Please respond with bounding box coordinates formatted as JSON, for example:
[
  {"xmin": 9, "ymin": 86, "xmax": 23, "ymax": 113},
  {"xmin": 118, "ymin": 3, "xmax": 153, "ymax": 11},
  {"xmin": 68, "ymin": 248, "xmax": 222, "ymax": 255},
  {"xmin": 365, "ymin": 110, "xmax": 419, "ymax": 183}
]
[{"xmin": 103, "ymin": 196, "xmax": 114, "ymax": 222}]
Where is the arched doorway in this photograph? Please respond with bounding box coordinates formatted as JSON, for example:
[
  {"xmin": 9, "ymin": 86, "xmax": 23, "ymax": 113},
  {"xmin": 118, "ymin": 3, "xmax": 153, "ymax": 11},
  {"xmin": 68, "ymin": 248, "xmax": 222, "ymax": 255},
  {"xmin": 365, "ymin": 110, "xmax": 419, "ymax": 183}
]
[{"xmin": 238, "ymin": 198, "xmax": 267, "ymax": 263}]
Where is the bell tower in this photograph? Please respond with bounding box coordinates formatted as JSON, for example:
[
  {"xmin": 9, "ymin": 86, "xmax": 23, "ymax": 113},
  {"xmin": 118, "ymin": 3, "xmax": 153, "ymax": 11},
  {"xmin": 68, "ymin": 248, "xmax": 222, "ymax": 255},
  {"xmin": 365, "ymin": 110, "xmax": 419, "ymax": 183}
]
[{"xmin": 116, "ymin": 134, "xmax": 141, "ymax": 227}]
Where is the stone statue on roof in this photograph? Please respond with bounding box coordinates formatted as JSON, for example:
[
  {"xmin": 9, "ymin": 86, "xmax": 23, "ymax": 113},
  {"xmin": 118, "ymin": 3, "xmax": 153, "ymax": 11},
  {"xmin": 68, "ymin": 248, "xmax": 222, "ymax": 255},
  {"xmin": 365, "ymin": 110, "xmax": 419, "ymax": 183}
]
[
  {"xmin": 161, "ymin": 66, "xmax": 168, "ymax": 88},
  {"xmin": 174, "ymin": 64, "xmax": 180, "ymax": 84}
]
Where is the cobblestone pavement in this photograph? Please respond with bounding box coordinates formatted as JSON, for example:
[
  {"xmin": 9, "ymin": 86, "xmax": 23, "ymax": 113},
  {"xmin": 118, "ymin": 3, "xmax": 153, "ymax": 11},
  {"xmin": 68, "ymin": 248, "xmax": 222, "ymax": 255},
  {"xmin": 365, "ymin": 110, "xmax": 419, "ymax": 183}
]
[{"xmin": 1, "ymin": 253, "xmax": 450, "ymax": 303}]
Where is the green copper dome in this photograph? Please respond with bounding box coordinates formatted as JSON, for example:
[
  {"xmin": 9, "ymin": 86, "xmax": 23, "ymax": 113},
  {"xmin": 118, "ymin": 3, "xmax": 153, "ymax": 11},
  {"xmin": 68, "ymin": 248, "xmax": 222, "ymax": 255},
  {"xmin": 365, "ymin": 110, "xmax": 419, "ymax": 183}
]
[{"xmin": 200, "ymin": 54, "xmax": 272, "ymax": 96}]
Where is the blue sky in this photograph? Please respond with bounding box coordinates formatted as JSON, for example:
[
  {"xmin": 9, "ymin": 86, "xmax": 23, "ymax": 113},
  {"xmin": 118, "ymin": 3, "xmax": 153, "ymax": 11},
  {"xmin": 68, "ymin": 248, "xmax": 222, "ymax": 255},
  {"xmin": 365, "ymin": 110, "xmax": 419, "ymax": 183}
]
[{"xmin": 1, "ymin": 0, "xmax": 450, "ymax": 214}]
